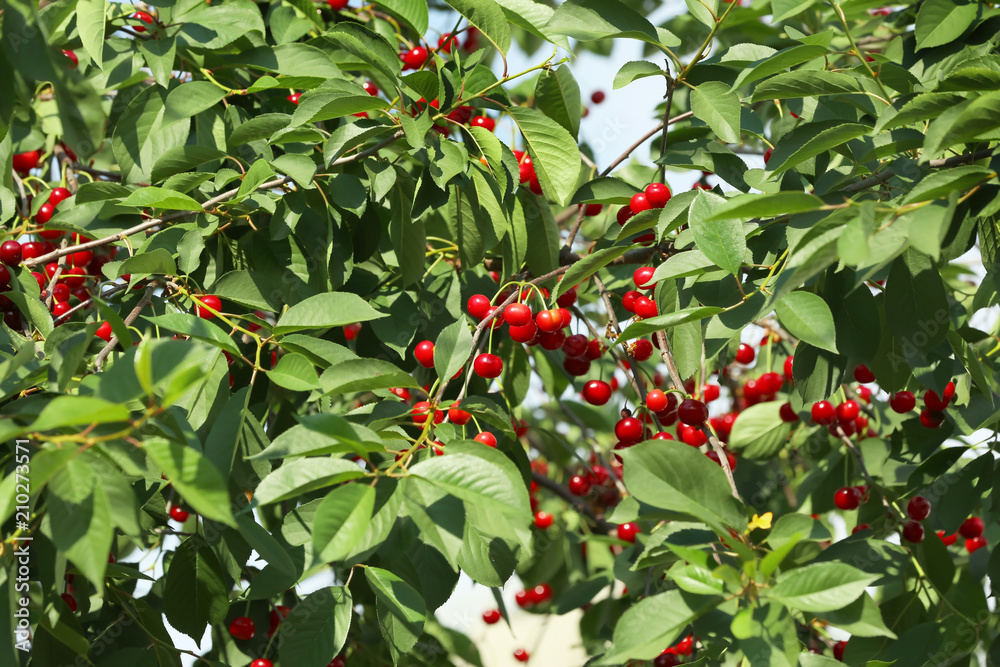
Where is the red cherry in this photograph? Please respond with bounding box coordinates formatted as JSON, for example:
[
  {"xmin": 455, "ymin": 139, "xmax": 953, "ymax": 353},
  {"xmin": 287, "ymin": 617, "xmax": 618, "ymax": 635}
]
[
  {"xmin": 68, "ymin": 249, "xmax": 93, "ymax": 267},
  {"xmin": 52, "ymin": 302, "xmax": 72, "ymax": 321},
  {"xmin": 677, "ymin": 399, "xmax": 708, "ymax": 427},
  {"xmin": 533, "ymin": 511, "xmax": 553, "ymax": 529},
  {"xmin": 229, "ymin": 616, "xmax": 255, "ymax": 640},
  {"xmin": 471, "ymin": 116, "xmax": 496, "ymax": 132},
  {"xmin": 937, "ymin": 531, "xmax": 958, "ymax": 546},
  {"xmin": 195, "ymin": 294, "xmax": 221, "ymax": 319},
  {"xmin": 580, "ymin": 381, "xmax": 612, "ymax": 407},
  {"xmin": 482, "ymin": 608, "xmax": 501, "ymax": 624},
  {"xmin": 902, "ymin": 520, "xmax": 925, "ymax": 544},
  {"xmin": 631, "ymin": 338, "xmax": 654, "ymax": 361},
  {"xmin": 591, "ymin": 91, "xmax": 606, "ymax": 104},
  {"xmin": 615, "ymin": 417, "xmax": 643, "ymax": 443},
  {"xmin": 759, "ymin": 372, "xmax": 783, "ymax": 394},
  {"xmin": 286, "ymin": 93, "xmax": 301, "ymax": 105},
  {"xmin": 513, "ymin": 648, "xmax": 530, "ymax": 663},
  {"xmin": 811, "ymin": 400, "xmax": 836, "ymax": 425},
  {"xmin": 644, "ymin": 183, "xmax": 671, "ymax": 208},
  {"xmin": 853, "ymin": 364, "xmax": 875, "ymax": 383},
  {"xmin": 13, "ymin": 150, "xmax": 40, "ymax": 174},
  {"xmin": 617, "ymin": 522, "xmax": 640, "ymax": 543},
  {"xmin": 907, "ymin": 496, "xmax": 931, "ymax": 521},
  {"xmin": 514, "ymin": 590, "xmax": 531, "ymax": 607},
  {"xmin": 924, "ymin": 381, "xmax": 955, "ymax": 411},
  {"xmin": 400, "ymin": 46, "xmax": 429, "ymax": 70},
  {"xmin": 833, "ymin": 640, "xmax": 847, "ymax": 661},
  {"xmin": 539, "ymin": 330, "xmax": 565, "ymax": 351},
  {"xmin": 327, "ymin": 0, "xmax": 348, "ymax": 8},
  {"xmin": 634, "ymin": 296, "xmax": 658, "ymax": 319},
  {"xmin": 654, "ymin": 653, "xmax": 680, "ymax": 667},
  {"xmin": 343, "ymin": 323, "xmax": 361, "ymax": 340},
  {"xmin": 474, "ymin": 432, "xmax": 497, "ymax": 447},
  {"xmin": 834, "ymin": 487, "xmax": 861, "ymax": 510},
  {"xmin": 504, "ymin": 303, "xmax": 532, "ymax": 327},
  {"xmin": 703, "ymin": 384, "xmax": 721, "ymax": 402},
  {"xmin": 783, "ymin": 356, "xmax": 794, "ymax": 381},
  {"xmin": 251, "ymin": 660, "xmax": 274, "ymax": 667},
  {"xmin": 890, "ymin": 391, "xmax": 916, "ymax": 413},
  {"xmin": 633, "ymin": 266, "xmax": 656, "ymax": 289},
  {"xmin": 763, "ymin": 148, "xmax": 773, "ymax": 164},
  {"xmin": 410, "ymin": 401, "xmax": 433, "ymax": 425},
  {"xmin": 646, "ymin": 389, "xmax": 669, "ymax": 413},
  {"xmin": 919, "ymin": 409, "xmax": 945, "ymax": 429},
  {"xmin": 535, "ymin": 309, "xmax": 562, "ymax": 333},
  {"xmin": 51, "ymin": 283, "xmax": 70, "ymax": 303},
  {"xmin": 568, "ymin": 474, "xmax": 591, "ymax": 496},
  {"xmin": 169, "ymin": 505, "xmax": 190, "ymax": 522},
  {"xmin": 966, "ymin": 536, "xmax": 987, "ymax": 553},
  {"xmin": 853, "ymin": 524, "xmax": 870, "ymax": 534},
  {"xmin": 621, "ymin": 290, "xmax": 641, "ymax": 313},
  {"xmin": 616, "ymin": 206, "xmax": 634, "ymax": 226},
  {"xmin": 509, "ymin": 320, "xmax": 537, "ymax": 344},
  {"xmin": 959, "ymin": 517, "xmax": 984, "ymax": 539},
  {"xmin": 414, "ymin": 340, "xmax": 435, "ymax": 368},
  {"xmin": 448, "ymin": 403, "xmax": 471, "ymax": 425},
  {"xmin": 35, "ymin": 203, "xmax": 57, "ymax": 227},
  {"xmin": 735, "ymin": 343, "xmax": 755, "ymax": 364},
  {"xmin": 437, "ymin": 33, "xmax": 458, "ymax": 53},
  {"xmin": 473, "ymin": 353, "xmax": 502, "ymax": 378},
  {"xmin": 629, "ymin": 193, "xmax": 651, "ymax": 215},
  {"xmin": 20, "ymin": 242, "xmax": 44, "ymax": 261},
  {"xmin": 0, "ymin": 241, "xmax": 22, "ymax": 267},
  {"xmin": 778, "ymin": 402, "xmax": 798, "ymax": 422},
  {"xmin": 61, "ymin": 593, "xmax": 77, "ymax": 612},
  {"xmin": 836, "ymin": 400, "xmax": 860, "ymax": 422}
]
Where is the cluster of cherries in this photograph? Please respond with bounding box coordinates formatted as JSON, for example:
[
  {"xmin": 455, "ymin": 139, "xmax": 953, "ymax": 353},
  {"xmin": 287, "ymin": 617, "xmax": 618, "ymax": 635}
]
[{"xmin": 614, "ymin": 182, "xmax": 673, "ymax": 245}]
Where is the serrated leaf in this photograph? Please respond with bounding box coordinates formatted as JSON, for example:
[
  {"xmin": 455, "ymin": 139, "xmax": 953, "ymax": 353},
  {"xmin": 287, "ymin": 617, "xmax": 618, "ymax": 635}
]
[
  {"xmin": 774, "ymin": 291, "xmax": 837, "ymax": 353},
  {"xmin": 552, "ymin": 246, "xmax": 630, "ymax": 302},
  {"xmin": 767, "ymin": 562, "xmax": 877, "ymax": 612},
  {"xmin": 163, "ymin": 539, "xmax": 229, "ymax": 642},
  {"xmin": 312, "ymin": 484, "xmax": 376, "ymax": 562},
  {"xmin": 434, "ymin": 321, "xmax": 473, "ymax": 382},
  {"xmin": 121, "ymin": 186, "xmax": 202, "ymax": 211},
  {"xmin": 691, "ymin": 81, "xmax": 741, "ymax": 144},
  {"xmin": 254, "ymin": 458, "xmax": 366, "ymax": 505},
  {"xmin": 442, "ymin": 0, "xmax": 512, "ymax": 54},
  {"xmin": 617, "ymin": 306, "xmax": 723, "ymax": 342},
  {"xmin": 545, "ymin": 0, "xmax": 660, "ymax": 46},
  {"xmin": 144, "ymin": 438, "xmax": 236, "ymax": 526},
  {"xmin": 915, "ymin": 0, "xmax": 979, "ymax": 50},
  {"xmin": 366, "ymin": 567, "xmax": 427, "ymax": 665},
  {"xmin": 507, "ymin": 106, "xmax": 582, "ymax": 207},
  {"xmin": 268, "ymin": 353, "xmax": 322, "ymax": 391},
  {"xmin": 707, "ymin": 192, "xmax": 824, "ymax": 220},
  {"xmin": 689, "ymin": 190, "xmax": 746, "ymax": 275},
  {"xmin": 613, "ymin": 60, "xmax": 665, "ymax": 89},
  {"xmin": 274, "ymin": 293, "xmax": 385, "ymax": 334},
  {"xmin": 534, "ymin": 66, "xmax": 581, "ymax": 138}
]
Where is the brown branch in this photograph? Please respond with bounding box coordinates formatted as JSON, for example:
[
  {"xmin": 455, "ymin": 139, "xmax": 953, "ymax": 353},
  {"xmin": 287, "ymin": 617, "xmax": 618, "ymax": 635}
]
[
  {"xmin": 600, "ymin": 112, "xmax": 693, "ymax": 178},
  {"xmin": 842, "ymin": 148, "xmax": 997, "ymax": 193},
  {"xmin": 561, "ymin": 205, "xmax": 587, "ymax": 252},
  {"xmin": 94, "ymin": 284, "xmax": 157, "ymax": 371},
  {"xmin": 531, "ymin": 471, "xmax": 614, "ymax": 533}
]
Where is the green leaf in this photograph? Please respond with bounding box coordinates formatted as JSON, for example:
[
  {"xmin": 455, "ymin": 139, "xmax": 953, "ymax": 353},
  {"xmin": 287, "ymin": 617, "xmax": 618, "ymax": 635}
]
[
  {"xmin": 765, "ymin": 121, "xmax": 871, "ymax": 175},
  {"xmin": 145, "ymin": 313, "xmax": 240, "ymax": 356},
  {"xmin": 915, "ymin": 0, "xmax": 979, "ymax": 50},
  {"xmin": 249, "ymin": 415, "xmax": 380, "ymax": 460},
  {"xmin": 767, "ymin": 513, "xmax": 831, "ymax": 550},
  {"xmin": 691, "ymin": 82, "xmax": 741, "ymax": 144},
  {"xmin": 144, "ymin": 438, "xmax": 236, "ymax": 526},
  {"xmin": 228, "ymin": 43, "xmax": 341, "ymax": 78},
  {"xmin": 278, "ymin": 587, "xmax": 352, "ymax": 665},
  {"xmin": 312, "ymin": 484, "xmax": 376, "ymax": 562},
  {"xmin": 507, "ymin": 106, "xmax": 582, "ymax": 207},
  {"xmin": 571, "ymin": 176, "xmax": 641, "ymax": 204},
  {"xmin": 534, "ymin": 66, "xmax": 581, "ymax": 139},
  {"xmin": 210, "ymin": 271, "xmax": 278, "ymax": 311},
  {"xmin": 819, "ymin": 592, "xmax": 897, "ymax": 638},
  {"xmin": 731, "ymin": 44, "xmax": 829, "ymax": 90},
  {"xmin": 901, "ymin": 166, "xmax": 994, "ymax": 204},
  {"xmin": 162, "ymin": 81, "xmax": 227, "ymax": 128},
  {"xmin": 372, "ymin": 0, "xmax": 428, "ymax": 34},
  {"xmin": 767, "ymin": 562, "xmax": 878, "ymax": 612},
  {"xmin": 151, "ymin": 145, "xmax": 225, "ymax": 184},
  {"xmin": 884, "ymin": 249, "xmax": 949, "ymax": 355},
  {"xmin": 613, "ymin": 60, "xmax": 665, "ymax": 89},
  {"xmin": 684, "ymin": 0, "xmax": 717, "ymax": 28},
  {"xmin": 319, "ymin": 358, "xmax": 419, "ymax": 396},
  {"xmin": 442, "ymin": 0, "xmax": 512, "ymax": 54},
  {"xmin": 163, "ymin": 538, "xmax": 229, "ymax": 642},
  {"xmin": 30, "ymin": 396, "xmax": 129, "ymax": 432},
  {"xmin": 750, "ymin": 71, "xmax": 866, "ymax": 102},
  {"xmin": 76, "ymin": 0, "xmax": 106, "ymax": 70},
  {"xmin": 520, "ymin": 192, "xmax": 560, "ymax": 275},
  {"xmin": 121, "ymin": 186, "xmax": 202, "ymax": 211},
  {"xmin": 552, "ymin": 246, "xmax": 630, "ymax": 302},
  {"xmin": 617, "ymin": 306, "xmax": 723, "ymax": 342},
  {"xmin": 922, "ymin": 94, "xmax": 1000, "ymax": 159},
  {"xmin": 727, "ymin": 401, "xmax": 792, "ymax": 461},
  {"xmin": 774, "ymin": 291, "xmax": 838, "ymax": 353},
  {"xmin": 434, "ymin": 321, "xmax": 473, "ymax": 382},
  {"xmin": 689, "ymin": 190, "xmax": 747, "ymax": 275},
  {"xmin": 274, "ymin": 292, "xmax": 385, "ymax": 334},
  {"xmin": 404, "ymin": 478, "xmax": 465, "ymax": 568},
  {"xmin": 707, "ymin": 192, "xmax": 824, "ymax": 220},
  {"xmin": 365, "ymin": 567, "xmax": 427, "ymax": 665},
  {"xmin": 326, "ymin": 23, "xmax": 401, "ymax": 80},
  {"xmin": 595, "ymin": 590, "xmax": 714, "ymax": 664},
  {"xmin": 118, "ymin": 248, "xmax": 177, "ymax": 277},
  {"xmin": 545, "ymin": 0, "xmax": 660, "ymax": 46},
  {"xmin": 44, "ymin": 481, "xmax": 113, "ymax": 588},
  {"xmin": 620, "ymin": 441, "xmax": 746, "ymax": 533},
  {"xmin": 139, "ymin": 37, "xmax": 178, "ymax": 88},
  {"xmin": 268, "ymin": 353, "xmax": 322, "ymax": 391},
  {"xmin": 254, "ymin": 458, "xmax": 366, "ymax": 505}
]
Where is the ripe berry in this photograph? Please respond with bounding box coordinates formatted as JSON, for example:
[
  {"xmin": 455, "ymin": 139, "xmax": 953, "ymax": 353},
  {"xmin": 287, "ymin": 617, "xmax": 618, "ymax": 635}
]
[
  {"xmin": 400, "ymin": 46, "xmax": 429, "ymax": 70},
  {"xmin": 414, "ymin": 340, "xmax": 435, "ymax": 368},
  {"xmin": 938, "ymin": 531, "xmax": 958, "ymax": 546},
  {"xmin": 533, "ymin": 309, "xmax": 561, "ymax": 333},
  {"xmin": 783, "ymin": 356, "xmax": 794, "ymax": 381},
  {"xmin": 633, "ymin": 266, "xmax": 656, "ymax": 289},
  {"xmin": 0, "ymin": 241, "xmax": 22, "ymax": 267},
  {"xmin": 251, "ymin": 660, "xmax": 274, "ymax": 667},
  {"xmin": 644, "ymin": 183, "xmax": 671, "ymax": 208},
  {"xmin": 52, "ymin": 302, "xmax": 72, "ymax": 320},
  {"xmin": 467, "ymin": 294, "xmax": 490, "ymax": 319},
  {"xmin": 591, "ymin": 91, "xmax": 605, "ymax": 104},
  {"xmin": 583, "ymin": 204, "xmax": 603, "ymax": 217},
  {"xmin": 678, "ymin": 399, "xmax": 708, "ymax": 427},
  {"xmin": 533, "ymin": 511, "xmax": 553, "ymax": 529},
  {"xmin": 509, "ymin": 320, "xmax": 537, "ymax": 343},
  {"xmin": 959, "ymin": 517, "xmax": 984, "ymax": 539},
  {"xmin": 735, "ymin": 343, "xmax": 755, "ymax": 364},
  {"xmin": 779, "ymin": 402, "xmax": 798, "ymax": 422},
  {"xmin": 539, "ymin": 330, "xmax": 565, "ymax": 351},
  {"xmin": 617, "ymin": 207, "xmax": 633, "ymax": 226},
  {"xmin": 615, "ymin": 417, "xmax": 643, "ymax": 443},
  {"xmin": 562, "ymin": 333, "xmax": 588, "ymax": 358},
  {"xmin": 169, "ymin": 505, "xmax": 190, "ymax": 522},
  {"xmin": 966, "ymin": 537, "xmax": 987, "ymax": 553},
  {"xmin": 617, "ymin": 522, "xmax": 640, "ymax": 543},
  {"xmin": 836, "ymin": 400, "xmax": 860, "ymax": 422},
  {"xmin": 514, "ymin": 590, "xmax": 531, "ymax": 607},
  {"xmin": 646, "ymin": 389, "xmax": 669, "ymax": 413},
  {"xmin": 568, "ymin": 474, "xmax": 591, "ymax": 496},
  {"xmin": 811, "ymin": 400, "xmax": 836, "ymax": 425},
  {"xmin": 581, "ymin": 381, "xmax": 611, "ymax": 407},
  {"xmin": 853, "ymin": 524, "xmax": 870, "ymax": 534},
  {"xmin": 854, "ymin": 364, "xmax": 875, "ymax": 383},
  {"xmin": 759, "ymin": 372, "xmax": 783, "ymax": 394},
  {"xmin": 504, "ymin": 303, "xmax": 532, "ymax": 327},
  {"xmin": 622, "ymin": 290, "xmax": 641, "ymax": 312},
  {"xmin": 35, "ymin": 202, "xmax": 57, "ymax": 226},
  {"xmin": 448, "ymin": 403, "xmax": 471, "ymax": 425},
  {"xmin": 924, "ymin": 381, "xmax": 955, "ymax": 411},
  {"xmin": 654, "ymin": 653, "xmax": 680, "ymax": 667},
  {"xmin": 513, "ymin": 649, "xmax": 530, "ymax": 663},
  {"xmin": 12, "ymin": 150, "xmax": 40, "ymax": 174},
  {"xmin": 890, "ymin": 391, "xmax": 915, "ymax": 413},
  {"xmin": 482, "ymin": 608, "xmax": 501, "ymax": 624},
  {"xmin": 907, "ymin": 496, "xmax": 931, "ymax": 521},
  {"xmin": 706, "ymin": 449, "xmax": 737, "ymax": 469},
  {"xmin": 474, "ymin": 432, "xmax": 497, "ymax": 447},
  {"xmin": 703, "ymin": 384, "xmax": 721, "ymax": 402},
  {"xmin": 902, "ymin": 520, "xmax": 925, "ymax": 544},
  {"xmin": 287, "ymin": 93, "xmax": 301, "ymax": 105},
  {"xmin": 634, "ymin": 296, "xmax": 658, "ymax": 319},
  {"xmin": 229, "ymin": 616, "xmax": 255, "ymax": 640},
  {"xmin": 834, "ymin": 487, "xmax": 861, "ymax": 510},
  {"xmin": 919, "ymin": 409, "xmax": 945, "ymax": 429},
  {"xmin": 61, "ymin": 593, "xmax": 77, "ymax": 612},
  {"xmin": 327, "ymin": 0, "xmax": 348, "ymax": 8},
  {"xmin": 51, "ymin": 283, "xmax": 70, "ymax": 303},
  {"xmin": 632, "ymin": 338, "xmax": 654, "ymax": 361},
  {"xmin": 437, "ymin": 33, "xmax": 458, "ymax": 53},
  {"xmin": 833, "ymin": 641, "xmax": 846, "ymax": 661},
  {"xmin": 471, "ymin": 116, "xmax": 496, "ymax": 132},
  {"xmin": 679, "ymin": 424, "xmax": 707, "ymax": 447},
  {"xmin": 68, "ymin": 249, "xmax": 93, "ymax": 267},
  {"xmin": 763, "ymin": 148, "xmax": 773, "ymax": 164},
  {"xmin": 629, "ymin": 193, "xmax": 651, "ymax": 215},
  {"xmin": 195, "ymin": 294, "xmax": 221, "ymax": 319}
]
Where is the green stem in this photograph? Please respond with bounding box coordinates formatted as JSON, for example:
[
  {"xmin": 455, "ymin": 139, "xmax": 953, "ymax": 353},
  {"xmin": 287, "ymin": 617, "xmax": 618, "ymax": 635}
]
[{"xmin": 831, "ymin": 1, "xmax": 892, "ymax": 103}]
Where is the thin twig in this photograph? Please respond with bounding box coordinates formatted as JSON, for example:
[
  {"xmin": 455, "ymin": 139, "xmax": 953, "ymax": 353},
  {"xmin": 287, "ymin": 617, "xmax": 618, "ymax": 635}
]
[
  {"xmin": 842, "ymin": 148, "xmax": 996, "ymax": 193},
  {"xmin": 657, "ymin": 62, "xmax": 674, "ymax": 183},
  {"xmin": 835, "ymin": 425, "xmax": 901, "ymax": 520},
  {"xmin": 562, "ymin": 205, "xmax": 587, "ymax": 252},
  {"xmin": 531, "ymin": 471, "xmax": 614, "ymax": 532},
  {"xmin": 94, "ymin": 284, "xmax": 157, "ymax": 370},
  {"xmin": 599, "ymin": 112, "xmax": 693, "ymax": 178}
]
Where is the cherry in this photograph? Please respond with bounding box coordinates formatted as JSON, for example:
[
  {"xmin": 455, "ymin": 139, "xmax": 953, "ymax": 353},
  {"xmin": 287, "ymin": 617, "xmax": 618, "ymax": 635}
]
[
  {"xmin": 654, "ymin": 653, "xmax": 680, "ymax": 667},
  {"xmin": 533, "ymin": 511, "xmax": 553, "ymax": 529},
  {"xmin": 629, "ymin": 192, "xmax": 650, "ymax": 214},
  {"xmin": 61, "ymin": 592, "xmax": 77, "ymax": 612},
  {"xmin": 51, "ymin": 283, "xmax": 70, "ymax": 303},
  {"xmin": 513, "ymin": 648, "xmax": 530, "ymax": 663},
  {"xmin": 327, "ymin": 0, "xmax": 348, "ymax": 8},
  {"xmin": 482, "ymin": 608, "xmax": 501, "ymax": 624},
  {"xmin": 833, "ymin": 640, "xmax": 847, "ymax": 661},
  {"xmin": 504, "ymin": 303, "xmax": 532, "ymax": 327},
  {"xmin": 853, "ymin": 524, "xmax": 870, "ymax": 534},
  {"xmin": 853, "ymin": 364, "xmax": 875, "ymax": 383},
  {"xmin": 535, "ymin": 309, "xmax": 562, "ymax": 333},
  {"xmin": 448, "ymin": 403, "xmax": 471, "ymax": 425},
  {"xmin": 0, "ymin": 265, "xmax": 10, "ymax": 288},
  {"xmin": 937, "ymin": 531, "xmax": 958, "ymax": 546},
  {"xmin": 779, "ymin": 402, "xmax": 798, "ymax": 422},
  {"xmin": 229, "ymin": 616, "xmax": 255, "ymax": 640},
  {"xmin": 810, "ymin": 400, "xmax": 836, "ymax": 425},
  {"xmin": 633, "ymin": 266, "xmax": 656, "ymax": 289},
  {"xmin": 616, "ymin": 206, "xmax": 634, "ymax": 226},
  {"xmin": 763, "ymin": 148, "xmax": 773, "ymax": 164},
  {"xmin": 966, "ymin": 537, "xmax": 987, "ymax": 553},
  {"xmin": 467, "ymin": 294, "xmax": 490, "ymax": 319},
  {"xmin": 632, "ymin": 338, "xmax": 654, "ymax": 361},
  {"xmin": 474, "ymin": 432, "xmax": 497, "ymax": 447},
  {"xmin": 919, "ymin": 409, "xmax": 945, "ymax": 429},
  {"xmin": 591, "ymin": 91, "xmax": 606, "ymax": 104},
  {"xmin": 646, "ymin": 389, "xmax": 669, "ymax": 413},
  {"xmin": 703, "ymin": 384, "xmax": 721, "ymax": 402},
  {"xmin": 400, "ymin": 46, "xmax": 429, "ymax": 70},
  {"xmin": 286, "ymin": 93, "xmax": 301, "ymax": 105},
  {"xmin": 34, "ymin": 202, "xmax": 57, "ymax": 226},
  {"xmin": 13, "ymin": 150, "xmax": 40, "ymax": 174},
  {"xmin": 634, "ymin": 296, "xmax": 658, "ymax": 319},
  {"xmin": 52, "ymin": 302, "xmax": 72, "ymax": 321},
  {"xmin": 759, "ymin": 372, "xmax": 783, "ymax": 394},
  {"xmin": 644, "ymin": 183, "xmax": 671, "ymax": 208},
  {"xmin": 907, "ymin": 496, "xmax": 931, "ymax": 521},
  {"xmin": 924, "ymin": 382, "xmax": 955, "ymax": 411},
  {"xmin": 959, "ymin": 517, "xmax": 984, "ymax": 539},
  {"xmin": 0, "ymin": 241, "xmax": 22, "ymax": 267},
  {"xmin": 889, "ymin": 390, "xmax": 915, "ymax": 413},
  {"xmin": 621, "ymin": 290, "xmax": 641, "ymax": 313},
  {"xmin": 68, "ymin": 249, "xmax": 93, "ymax": 267},
  {"xmin": 679, "ymin": 424, "xmax": 707, "ymax": 447},
  {"xmin": 196, "ymin": 294, "xmax": 221, "ymax": 319},
  {"xmin": 568, "ymin": 474, "xmax": 591, "ymax": 496},
  {"xmin": 539, "ymin": 330, "xmax": 565, "ymax": 351},
  {"xmin": 529, "ymin": 583, "xmax": 552, "ymax": 603},
  {"xmin": 509, "ymin": 321, "xmax": 537, "ymax": 343},
  {"xmin": 557, "ymin": 308, "xmax": 573, "ymax": 328},
  {"xmin": 414, "ymin": 340, "xmax": 435, "ymax": 368},
  {"xmin": 343, "ymin": 323, "xmax": 361, "ymax": 340},
  {"xmin": 678, "ymin": 399, "xmax": 708, "ymax": 427},
  {"xmin": 472, "ymin": 352, "xmax": 503, "ymax": 380},
  {"xmin": 169, "ymin": 506, "xmax": 190, "ymax": 522},
  {"xmin": 251, "ymin": 660, "xmax": 274, "ymax": 667},
  {"xmin": 615, "ymin": 417, "xmax": 643, "ymax": 443},
  {"xmin": 902, "ymin": 520, "xmax": 925, "ymax": 544},
  {"xmin": 617, "ymin": 522, "xmax": 640, "ymax": 543},
  {"xmin": 735, "ymin": 343, "xmax": 755, "ymax": 364},
  {"xmin": 21, "ymin": 242, "xmax": 44, "ymax": 261},
  {"xmin": 836, "ymin": 400, "xmax": 860, "ymax": 422},
  {"xmin": 783, "ymin": 355, "xmax": 794, "ymax": 381},
  {"xmin": 410, "ymin": 401, "xmax": 438, "ymax": 425},
  {"xmin": 471, "ymin": 116, "xmax": 496, "ymax": 132},
  {"xmin": 437, "ymin": 33, "xmax": 458, "ymax": 53},
  {"xmin": 514, "ymin": 590, "xmax": 531, "ymax": 607},
  {"xmin": 834, "ymin": 487, "xmax": 861, "ymax": 510}
]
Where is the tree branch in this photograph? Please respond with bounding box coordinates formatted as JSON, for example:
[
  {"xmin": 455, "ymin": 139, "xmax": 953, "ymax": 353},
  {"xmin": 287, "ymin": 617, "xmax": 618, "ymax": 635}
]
[
  {"xmin": 531, "ymin": 471, "xmax": 614, "ymax": 533},
  {"xmin": 94, "ymin": 284, "xmax": 157, "ymax": 371},
  {"xmin": 599, "ymin": 112, "xmax": 693, "ymax": 178},
  {"xmin": 841, "ymin": 148, "xmax": 997, "ymax": 193}
]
